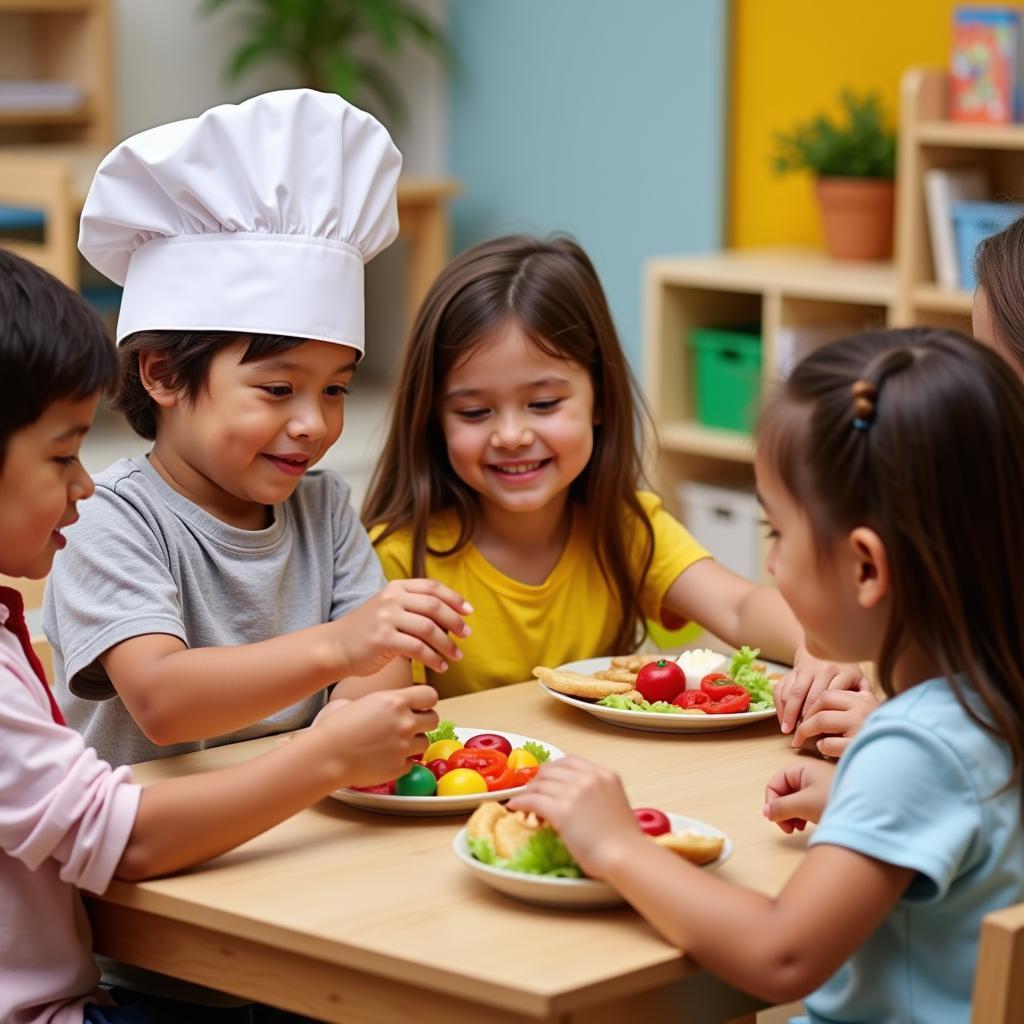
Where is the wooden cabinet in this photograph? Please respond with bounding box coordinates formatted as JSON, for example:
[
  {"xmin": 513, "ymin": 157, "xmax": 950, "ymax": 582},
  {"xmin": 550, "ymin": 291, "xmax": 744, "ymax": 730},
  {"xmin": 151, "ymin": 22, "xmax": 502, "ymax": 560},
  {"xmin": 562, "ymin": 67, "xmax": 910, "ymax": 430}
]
[
  {"xmin": 0, "ymin": 0, "xmax": 113, "ymax": 147},
  {"xmin": 895, "ymin": 66, "xmax": 1024, "ymax": 331},
  {"xmin": 643, "ymin": 249, "xmax": 893, "ymax": 579}
]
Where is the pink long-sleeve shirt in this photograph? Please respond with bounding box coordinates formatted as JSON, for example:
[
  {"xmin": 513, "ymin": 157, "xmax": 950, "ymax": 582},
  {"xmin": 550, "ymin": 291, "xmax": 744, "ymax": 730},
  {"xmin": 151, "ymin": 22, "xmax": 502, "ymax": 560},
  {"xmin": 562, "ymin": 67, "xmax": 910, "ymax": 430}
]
[{"xmin": 0, "ymin": 597, "xmax": 141, "ymax": 1024}]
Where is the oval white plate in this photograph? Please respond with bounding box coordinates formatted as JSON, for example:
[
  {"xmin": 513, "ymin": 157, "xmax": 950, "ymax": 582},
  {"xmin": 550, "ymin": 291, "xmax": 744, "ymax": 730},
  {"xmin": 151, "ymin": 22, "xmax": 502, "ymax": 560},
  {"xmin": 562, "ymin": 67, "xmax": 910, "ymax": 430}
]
[
  {"xmin": 540, "ymin": 656, "xmax": 785, "ymax": 733},
  {"xmin": 454, "ymin": 811, "xmax": 731, "ymax": 909},
  {"xmin": 329, "ymin": 728, "xmax": 565, "ymax": 816}
]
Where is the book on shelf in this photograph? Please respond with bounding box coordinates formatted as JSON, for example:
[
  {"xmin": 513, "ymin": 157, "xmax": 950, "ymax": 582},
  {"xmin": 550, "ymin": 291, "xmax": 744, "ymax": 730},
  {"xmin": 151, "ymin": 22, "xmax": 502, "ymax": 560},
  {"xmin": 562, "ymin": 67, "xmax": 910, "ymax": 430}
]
[
  {"xmin": 923, "ymin": 167, "xmax": 990, "ymax": 290},
  {"xmin": 950, "ymin": 6, "xmax": 1024, "ymax": 123}
]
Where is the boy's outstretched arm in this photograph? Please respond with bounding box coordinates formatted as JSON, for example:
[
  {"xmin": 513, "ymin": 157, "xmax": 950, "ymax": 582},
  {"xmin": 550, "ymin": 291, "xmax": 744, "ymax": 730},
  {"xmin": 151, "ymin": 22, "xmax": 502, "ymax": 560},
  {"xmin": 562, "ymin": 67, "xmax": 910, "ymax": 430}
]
[
  {"xmin": 101, "ymin": 579, "xmax": 470, "ymax": 746},
  {"xmin": 117, "ymin": 684, "xmax": 438, "ymax": 880}
]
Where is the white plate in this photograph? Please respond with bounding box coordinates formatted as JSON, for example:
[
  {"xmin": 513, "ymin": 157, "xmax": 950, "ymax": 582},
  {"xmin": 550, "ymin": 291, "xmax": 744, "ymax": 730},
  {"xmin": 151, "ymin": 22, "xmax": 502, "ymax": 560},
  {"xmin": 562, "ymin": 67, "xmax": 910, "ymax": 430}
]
[
  {"xmin": 540, "ymin": 656, "xmax": 785, "ymax": 733},
  {"xmin": 453, "ymin": 811, "xmax": 731, "ymax": 909},
  {"xmin": 329, "ymin": 728, "xmax": 565, "ymax": 816}
]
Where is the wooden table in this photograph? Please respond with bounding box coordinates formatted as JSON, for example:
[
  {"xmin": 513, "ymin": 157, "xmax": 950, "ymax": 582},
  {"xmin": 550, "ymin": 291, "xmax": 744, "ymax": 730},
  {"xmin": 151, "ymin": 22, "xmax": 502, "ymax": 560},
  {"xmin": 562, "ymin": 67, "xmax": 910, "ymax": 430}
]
[
  {"xmin": 85, "ymin": 682, "xmax": 810, "ymax": 1024},
  {"xmin": 0, "ymin": 145, "xmax": 459, "ymax": 326}
]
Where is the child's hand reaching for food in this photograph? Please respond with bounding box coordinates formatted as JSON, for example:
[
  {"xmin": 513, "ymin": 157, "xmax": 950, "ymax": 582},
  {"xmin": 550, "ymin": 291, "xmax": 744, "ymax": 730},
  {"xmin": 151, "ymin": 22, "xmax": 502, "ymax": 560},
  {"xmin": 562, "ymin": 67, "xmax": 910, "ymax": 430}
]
[
  {"xmin": 507, "ymin": 756, "xmax": 648, "ymax": 879},
  {"xmin": 763, "ymin": 760, "xmax": 836, "ymax": 834},
  {"xmin": 774, "ymin": 646, "xmax": 871, "ymax": 736},
  {"xmin": 791, "ymin": 689, "xmax": 880, "ymax": 757}
]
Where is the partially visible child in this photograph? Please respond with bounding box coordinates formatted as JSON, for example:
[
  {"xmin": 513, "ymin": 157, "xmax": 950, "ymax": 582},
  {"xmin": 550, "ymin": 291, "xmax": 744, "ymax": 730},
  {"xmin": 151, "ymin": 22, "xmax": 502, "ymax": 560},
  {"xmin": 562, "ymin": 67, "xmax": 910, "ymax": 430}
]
[
  {"xmin": 974, "ymin": 214, "xmax": 1024, "ymax": 376},
  {"xmin": 511, "ymin": 327, "xmax": 1024, "ymax": 1022},
  {"xmin": 0, "ymin": 249, "xmax": 439, "ymax": 1024},
  {"xmin": 44, "ymin": 91, "xmax": 469, "ymax": 772},
  {"xmin": 363, "ymin": 234, "xmax": 863, "ymax": 698},
  {"xmin": 780, "ymin": 213, "xmax": 1024, "ymax": 751}
]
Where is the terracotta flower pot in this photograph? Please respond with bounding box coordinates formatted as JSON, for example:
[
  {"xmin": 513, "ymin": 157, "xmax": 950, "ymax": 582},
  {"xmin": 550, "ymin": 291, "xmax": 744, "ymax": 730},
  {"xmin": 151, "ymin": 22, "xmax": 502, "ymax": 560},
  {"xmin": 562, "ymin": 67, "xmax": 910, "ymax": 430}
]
[{"xmin": 815, "ymin": 176, "xmax": 895, "ymax": 261}]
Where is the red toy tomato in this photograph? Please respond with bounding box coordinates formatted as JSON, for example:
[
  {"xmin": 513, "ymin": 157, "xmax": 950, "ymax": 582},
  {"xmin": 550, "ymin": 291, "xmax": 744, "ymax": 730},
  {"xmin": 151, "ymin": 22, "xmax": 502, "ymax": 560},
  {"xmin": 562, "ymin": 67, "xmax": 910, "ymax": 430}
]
[
  {"xmin": 350, "ymin": 780, "xmax": 396, "ymax": 795},
  {"xmin": 633, "ymin": 807, "xmax": 671, "ymax": 836},
  {"xmin": 672, "ymin": 689, "xmax": 710, "ymax": 709},
  {"xmin": 463, "ymin": 732, "xmax": 513, "ymax": 757},
  {"xmin": 700, "ymin": 676, "xmax": 751, "ymax": 714},
  {"xmin": 487, "ymin": 763, "xmax": 541, "ymax": 792},
  {"xmin": 425, "ymin": 758, "xmax": 452, "ymax": 781},
  {"xmin": 635, "ymin": 658, "xmax": 686, "ymax": 703},
  {"xmin": 447, "ymin": 746, "xmax": 508, "ymax": 783}
]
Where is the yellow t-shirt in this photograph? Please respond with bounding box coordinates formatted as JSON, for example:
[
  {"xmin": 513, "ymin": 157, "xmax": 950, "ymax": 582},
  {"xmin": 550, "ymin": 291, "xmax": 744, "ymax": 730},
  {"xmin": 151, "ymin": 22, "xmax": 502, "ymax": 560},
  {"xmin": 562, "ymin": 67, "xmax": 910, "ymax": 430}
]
[{"xmin": 371, "ymin": 492, "xmax": 709, "ymax": 697}]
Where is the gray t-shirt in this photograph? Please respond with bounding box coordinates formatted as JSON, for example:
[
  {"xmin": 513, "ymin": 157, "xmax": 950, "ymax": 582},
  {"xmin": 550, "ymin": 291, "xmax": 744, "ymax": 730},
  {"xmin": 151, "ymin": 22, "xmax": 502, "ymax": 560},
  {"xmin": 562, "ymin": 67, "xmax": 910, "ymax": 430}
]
[{"xmin": 44, "ymin": 454, "xmax": 385, "ymax": 767}]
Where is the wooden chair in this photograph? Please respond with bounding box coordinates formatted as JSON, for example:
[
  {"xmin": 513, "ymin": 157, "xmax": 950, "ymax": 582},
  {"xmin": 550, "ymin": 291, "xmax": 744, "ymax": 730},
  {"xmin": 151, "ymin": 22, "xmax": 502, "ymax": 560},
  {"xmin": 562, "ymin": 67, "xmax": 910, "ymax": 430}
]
[
  {"xmin": 0, "ymin": 573, "xmax": 53, "ymax": 681},
  {"xmin": 972, "ymin": 902, "xmax": 1024, "ymax": 1023}
]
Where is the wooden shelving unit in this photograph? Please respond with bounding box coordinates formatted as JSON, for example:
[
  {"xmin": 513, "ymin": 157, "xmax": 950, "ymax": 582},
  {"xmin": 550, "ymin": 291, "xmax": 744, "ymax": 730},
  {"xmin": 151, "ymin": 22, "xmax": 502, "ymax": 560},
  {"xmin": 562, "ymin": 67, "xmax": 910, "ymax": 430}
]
[
  {"xmin": 0, "ymin": 0, "xmax": 113, "ymax": 147},
  {"xmin": 895, "ymin": 66, "xmax": 1024, "ymax": 330},
  {"xmin": 644, "ymin": 66, "xmax": 1012, "ymax": 575}
]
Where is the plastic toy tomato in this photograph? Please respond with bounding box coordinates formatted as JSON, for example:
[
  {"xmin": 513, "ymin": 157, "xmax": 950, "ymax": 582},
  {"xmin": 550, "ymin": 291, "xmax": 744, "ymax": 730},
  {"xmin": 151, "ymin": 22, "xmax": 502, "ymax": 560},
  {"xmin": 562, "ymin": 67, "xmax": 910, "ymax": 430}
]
[
  {"xmin": 700, "ymin": 676, "xmax": 751, "ymax": 714},
  {"xmin": 636, "ymin": 658, "xmax": 687, "ymax": 703},
  {"xmin": 422, "ymin": 738, "xmax": 464, "ymax": 763},
  {"xmin": 672, "ymin": 689, "xmax": 710, "ymax": 709},
  {"xmin": 633, "ymin": 807, "xmax": 671, "ymax": 836},
  {"xmin": 350, "ymin": 780, "xmax": 396, "ymax": 795},
  {"xmin": 394, "ymin": 763, "xmax": 438, "ymax": 797},
  {"xmin": 486, "ymin": 762, "xmax": 541, "ymax": 792},
  {"xmin": 436, "ymin": 767, "xmax": 488, "ymax": 796},
  {"xmin": 463, "ymin": 733, "xmax": 513, "ymax": 757},
  {"xmin": 447, "ymin": 746, "xmax": 508, "ymax": 783},
  {"xmin": 425, "ymin": 758, "xmax": 452, "ymax": 781}
]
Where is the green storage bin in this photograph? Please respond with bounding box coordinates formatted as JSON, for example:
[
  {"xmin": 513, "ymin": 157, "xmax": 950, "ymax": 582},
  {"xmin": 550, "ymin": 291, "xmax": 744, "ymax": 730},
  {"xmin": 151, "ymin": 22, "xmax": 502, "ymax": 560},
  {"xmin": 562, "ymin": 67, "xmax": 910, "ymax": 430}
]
[{"xmin": 688, "ymin": 326, "xmax": 762, "ymax": 433}]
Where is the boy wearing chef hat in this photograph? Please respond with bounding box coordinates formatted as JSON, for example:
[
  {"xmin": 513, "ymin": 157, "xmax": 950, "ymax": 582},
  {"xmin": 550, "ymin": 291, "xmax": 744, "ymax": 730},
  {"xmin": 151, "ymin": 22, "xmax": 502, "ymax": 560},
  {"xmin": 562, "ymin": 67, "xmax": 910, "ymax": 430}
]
[{"xmin": 44, "ymin": 90, "xmax": 469, "ymax": 769}]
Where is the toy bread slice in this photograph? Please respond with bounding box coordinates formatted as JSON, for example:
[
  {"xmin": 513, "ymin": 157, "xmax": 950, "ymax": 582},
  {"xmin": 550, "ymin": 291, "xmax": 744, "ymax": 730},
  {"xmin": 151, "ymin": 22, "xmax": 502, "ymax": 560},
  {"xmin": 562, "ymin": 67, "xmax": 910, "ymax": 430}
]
[
  {"xmin": 651, "ymin": 830, "xmax": 725, "ymax": 866},
  {"xmin": 594, "ymin": 668, "xmax": 639, "ymax": 684},
  {"xmin": 610, "ymin": 653, "xmax": 661, "ymax": 671},
  {"xmin": 533, "ymin": 666, "xmax": 633, "ymax": 699}
]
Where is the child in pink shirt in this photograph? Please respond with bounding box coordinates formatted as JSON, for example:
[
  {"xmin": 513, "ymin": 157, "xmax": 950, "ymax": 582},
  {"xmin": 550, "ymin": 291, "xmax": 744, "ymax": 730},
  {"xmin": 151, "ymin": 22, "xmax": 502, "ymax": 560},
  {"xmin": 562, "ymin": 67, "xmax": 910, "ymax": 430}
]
[{"xmin": 0, "ymin": 249, "xmax": 440, "ymax": 1023}]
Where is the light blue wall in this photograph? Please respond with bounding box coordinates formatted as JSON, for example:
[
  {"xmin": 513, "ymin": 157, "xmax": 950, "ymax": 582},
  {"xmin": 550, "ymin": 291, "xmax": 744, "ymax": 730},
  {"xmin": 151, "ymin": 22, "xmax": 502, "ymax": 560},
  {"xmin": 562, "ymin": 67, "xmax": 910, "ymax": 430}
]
[{"xmin": 447, "ymin": 0, "xmax": 729, "ymax": 367}]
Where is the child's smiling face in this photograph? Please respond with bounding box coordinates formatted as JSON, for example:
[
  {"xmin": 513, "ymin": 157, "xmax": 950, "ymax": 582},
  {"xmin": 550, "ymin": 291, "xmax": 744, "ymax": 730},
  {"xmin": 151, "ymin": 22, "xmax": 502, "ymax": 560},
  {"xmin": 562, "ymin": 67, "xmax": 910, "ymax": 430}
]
[
  {"xmin": 0, "ymin": 396, "xmax": 98, "ymax": 579},
  {"xmin": 147, "ymin": 338, "xmax": 357, "ymax": 526},
  {"xmin": 439, "ymin": 323, "xmax": 598, "ymax": 521}
]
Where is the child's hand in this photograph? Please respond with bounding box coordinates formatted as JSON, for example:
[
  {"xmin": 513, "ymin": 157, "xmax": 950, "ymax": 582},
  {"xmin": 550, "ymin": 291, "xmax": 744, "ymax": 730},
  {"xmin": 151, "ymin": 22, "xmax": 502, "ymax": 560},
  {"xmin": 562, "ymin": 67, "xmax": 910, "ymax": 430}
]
[
  {"xmin": 507, "ymin": 756, "xmax": 648, "ymax": 879},
  {"xmin": 333, "ymin": 579, "xmax": 472, "ymax": 676},
  {"xmin": 774, "ymin": 647, "xmax": 870, "ymax": 736},
  {"xmin": 311, "ymin": 684, "xmax": 439, "ymax": 788},
  {"xmin": 791, "ymin": 689, "xmax": 880, "ymax": 757},
  {"xmin": 763, "ymin": 760, "xmax": 836, "ymax": 834}
]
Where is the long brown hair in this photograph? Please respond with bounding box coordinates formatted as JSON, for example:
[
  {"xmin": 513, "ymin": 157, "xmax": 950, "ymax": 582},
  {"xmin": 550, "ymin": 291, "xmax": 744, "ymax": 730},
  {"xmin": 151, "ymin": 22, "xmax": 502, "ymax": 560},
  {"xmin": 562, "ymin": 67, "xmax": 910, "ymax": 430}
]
[
  {"xmin": 759, "ymin": 327, "xmax": 1024, "ymax": 794},
  {"xmin": 975, "ymin": 215, "xmax": 1024, "ymax": 372},
  {"xmin": 362, "ymin": 234, "xmax": 654, "ymax": 653}
]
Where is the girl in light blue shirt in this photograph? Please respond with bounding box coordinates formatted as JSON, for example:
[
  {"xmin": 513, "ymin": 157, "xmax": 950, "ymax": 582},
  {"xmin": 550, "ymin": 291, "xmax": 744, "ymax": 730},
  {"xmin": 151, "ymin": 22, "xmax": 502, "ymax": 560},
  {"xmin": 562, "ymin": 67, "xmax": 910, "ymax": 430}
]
[{"xmin": 511, "ymin": 327, "xmax": 1024, "ymax": 1023}]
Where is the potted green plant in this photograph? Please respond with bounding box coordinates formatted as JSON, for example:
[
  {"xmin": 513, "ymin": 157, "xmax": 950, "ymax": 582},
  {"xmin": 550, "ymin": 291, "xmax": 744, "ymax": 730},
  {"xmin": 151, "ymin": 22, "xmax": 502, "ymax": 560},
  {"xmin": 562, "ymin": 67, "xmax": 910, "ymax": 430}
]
[
  {"xmin": 201, "ymin": 0, "xmax": 449, "ymax": 124},
  {"xmin": 772, "ymin": 90, "xmax": 897, "ymax": 261}
]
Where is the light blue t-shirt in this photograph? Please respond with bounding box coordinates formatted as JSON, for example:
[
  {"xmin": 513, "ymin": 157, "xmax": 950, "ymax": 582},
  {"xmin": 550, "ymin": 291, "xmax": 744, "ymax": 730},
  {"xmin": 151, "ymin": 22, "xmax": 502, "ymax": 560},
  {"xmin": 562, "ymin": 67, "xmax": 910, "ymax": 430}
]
[{"xmin": 795, "ymin": 677, "xmax": 1023, "ymax": 1024}]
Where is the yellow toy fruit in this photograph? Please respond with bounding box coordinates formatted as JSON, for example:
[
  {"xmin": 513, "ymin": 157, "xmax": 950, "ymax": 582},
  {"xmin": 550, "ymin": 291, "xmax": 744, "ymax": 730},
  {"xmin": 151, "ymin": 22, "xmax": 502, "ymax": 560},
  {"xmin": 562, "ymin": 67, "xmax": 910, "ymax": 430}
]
[
  {"xmin": 422, "ymin": 738, "xmax": 464, "ymax": 763},
  {"xmin": 436, "ymin": 768, "xmax": 488, "ymax": 796},
  {"xmin": 507, "ymin": 748, "xmax": 539, "ymax": 770}
]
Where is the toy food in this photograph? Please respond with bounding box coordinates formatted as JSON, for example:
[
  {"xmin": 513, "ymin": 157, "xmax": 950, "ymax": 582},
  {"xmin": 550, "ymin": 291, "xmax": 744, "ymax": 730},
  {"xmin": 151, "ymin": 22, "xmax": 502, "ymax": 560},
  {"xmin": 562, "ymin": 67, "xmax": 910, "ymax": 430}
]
[
  {"xmin": 465, "ymin": 802, "xmax": 725, "ymax": 877},
  {"xmin": 534, "ymin": 645, "xmax": 779, "ymax": 716},
  {"xmin": 348, "ymin": 721, "xmax": 550, "ymax": 799}
]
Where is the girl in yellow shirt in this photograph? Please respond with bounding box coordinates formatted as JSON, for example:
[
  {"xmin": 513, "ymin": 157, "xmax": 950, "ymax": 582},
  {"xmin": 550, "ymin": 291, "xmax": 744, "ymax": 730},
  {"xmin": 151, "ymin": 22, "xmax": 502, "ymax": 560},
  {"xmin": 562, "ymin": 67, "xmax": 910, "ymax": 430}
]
[{"xmin": 363, "ymin": 234, "xmax": 864, "ymax": 700}]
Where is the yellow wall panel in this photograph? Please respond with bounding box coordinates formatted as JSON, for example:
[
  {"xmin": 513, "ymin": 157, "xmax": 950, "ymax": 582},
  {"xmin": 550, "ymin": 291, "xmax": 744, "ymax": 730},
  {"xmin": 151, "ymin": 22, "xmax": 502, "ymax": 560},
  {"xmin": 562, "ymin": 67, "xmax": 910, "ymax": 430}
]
[{"xmin": 730, "ymin": 0, "xmax": 960, "ymax": 247}]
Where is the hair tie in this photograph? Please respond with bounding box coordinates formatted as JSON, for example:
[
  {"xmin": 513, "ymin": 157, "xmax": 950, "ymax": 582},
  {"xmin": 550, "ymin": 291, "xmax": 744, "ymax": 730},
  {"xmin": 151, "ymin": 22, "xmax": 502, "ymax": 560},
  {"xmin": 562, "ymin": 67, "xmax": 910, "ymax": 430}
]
[{"xmin": 851, "ymin": 379, "xmax": 876, "ymax": 431}]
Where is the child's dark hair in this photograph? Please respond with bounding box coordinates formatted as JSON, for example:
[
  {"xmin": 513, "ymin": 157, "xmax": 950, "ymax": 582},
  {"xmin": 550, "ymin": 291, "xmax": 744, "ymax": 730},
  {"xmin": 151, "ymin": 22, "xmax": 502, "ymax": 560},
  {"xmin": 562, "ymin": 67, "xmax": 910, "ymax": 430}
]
[
  {"xmin": 759, "ymin": 327, "xmax": 1024, "ymax": 794},
  {"xmin": 0, "ymin": 249, "xmax": 117, "ymax": 464},
  {"xmin": 974, "ymin": 215, "xmax": 1024, "ymax": 372},
  {"xmin": 115, "ymin": 331, "xmax": 305, "ymax": 438},
  {"xmin": 362, "ymin": 233, "xmax": 654, "ymax": 654}
]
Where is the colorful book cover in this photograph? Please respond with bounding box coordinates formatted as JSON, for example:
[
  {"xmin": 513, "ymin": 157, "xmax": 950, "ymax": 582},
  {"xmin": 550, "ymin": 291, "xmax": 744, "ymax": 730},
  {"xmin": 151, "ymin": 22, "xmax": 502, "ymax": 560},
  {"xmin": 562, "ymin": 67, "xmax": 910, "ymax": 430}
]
[{"xmin": 950, "ymin": 6, "xmax": 1023, "ymax": 123}]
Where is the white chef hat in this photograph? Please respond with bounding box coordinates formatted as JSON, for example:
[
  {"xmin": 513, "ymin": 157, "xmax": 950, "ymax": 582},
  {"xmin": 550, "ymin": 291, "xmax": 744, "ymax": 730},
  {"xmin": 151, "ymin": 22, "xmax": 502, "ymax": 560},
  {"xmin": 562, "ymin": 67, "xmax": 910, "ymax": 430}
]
[{"xmin": 79, "ymin": 89, "xmax": 401, "ymax": 357}]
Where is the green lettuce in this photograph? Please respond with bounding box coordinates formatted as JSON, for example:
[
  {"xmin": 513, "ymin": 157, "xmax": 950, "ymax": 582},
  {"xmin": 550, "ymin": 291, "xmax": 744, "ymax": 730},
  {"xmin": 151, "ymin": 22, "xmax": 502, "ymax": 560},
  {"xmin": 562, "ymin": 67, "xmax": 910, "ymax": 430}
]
[
  {"xmin": 468, "ymin": 829, "xmax": 582, "ymax": 878},
  {"xmin": 730, "ymin": 646, "xmax": 776, "ymax": 712},
  {"xmin": 597, "ymin": 694, "xmax": 690, "ymax": 714},
  {"xmin": 426, "ymin": 719, "xmax": 457, "ymax": 743}
]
